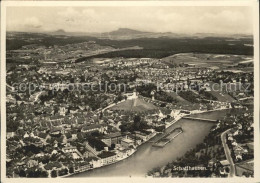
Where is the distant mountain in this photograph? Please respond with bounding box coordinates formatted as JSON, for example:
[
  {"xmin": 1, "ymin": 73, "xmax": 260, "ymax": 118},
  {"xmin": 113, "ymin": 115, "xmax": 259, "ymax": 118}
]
[
  {"xmin": 108, "ymin": 28, "xmax": 149, "ymax": 36},
  {"xmin": 97, "ymin": 28, "xmax": 151, "ymax": 39},
  {"xmin": 43, "ymin": 28, "xmax": 253, "ymax": 40},
  {"xmin": 49, "ymin": 29, "xmax": 67, "ymax": 35}
]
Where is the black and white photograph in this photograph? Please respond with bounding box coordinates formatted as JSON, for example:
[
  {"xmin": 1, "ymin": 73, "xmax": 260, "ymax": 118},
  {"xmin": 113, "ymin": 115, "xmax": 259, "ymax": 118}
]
[{"xmin": 1, "ymin": 1, "xmax": 259, "ymax": 182}]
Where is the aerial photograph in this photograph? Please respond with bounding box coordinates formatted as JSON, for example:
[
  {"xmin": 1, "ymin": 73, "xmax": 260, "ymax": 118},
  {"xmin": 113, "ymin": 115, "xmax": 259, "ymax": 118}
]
[{"xmin": 3, "ymin": 4, "xmax": 255, "ymax": 179}]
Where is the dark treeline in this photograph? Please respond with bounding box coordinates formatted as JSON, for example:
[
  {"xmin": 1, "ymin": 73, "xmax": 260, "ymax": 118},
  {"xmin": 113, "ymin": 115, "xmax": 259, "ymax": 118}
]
[
  {"xmin": 76, "ymin": 37, "xmax": 253, "ymax": 61},
  {"xmin": 7, "ymin": 32, "xmax": 253, "ymax": 59}
]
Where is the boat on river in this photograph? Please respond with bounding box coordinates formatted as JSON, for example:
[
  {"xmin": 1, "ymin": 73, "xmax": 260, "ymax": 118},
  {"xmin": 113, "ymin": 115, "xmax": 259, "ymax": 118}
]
[{"xmin": 152, "ymin": 127, "xmax": 183, "ymax": 147}]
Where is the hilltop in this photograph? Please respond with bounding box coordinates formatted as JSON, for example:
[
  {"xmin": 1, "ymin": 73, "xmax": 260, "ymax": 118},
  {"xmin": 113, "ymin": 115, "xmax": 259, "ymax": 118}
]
[{"xmin": 110, "ymin": 98, "xmax": 158, "ymax": 112}]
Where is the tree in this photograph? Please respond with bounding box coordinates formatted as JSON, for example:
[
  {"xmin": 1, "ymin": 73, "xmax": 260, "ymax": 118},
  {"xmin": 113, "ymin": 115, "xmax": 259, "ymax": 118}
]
[
  {"xmin": 58, "ymin": 168, "xmax": 68, "ymax": 176},
  {"xmin": 69, "ymin": 167, "xmax": 74, "ymax": 174},
  {"xmin": 99, "ymin": 111, "xmax": 103, "ymax": 119},
  {"xmin": 51, "ymin": 170, "xmax": 57, "ymax": 178},
  {"xmin": 225, "ymin": 167, "xmax": 230, "ymax": 173},
  {"xmin": 133, "ymin": 115, "xmax": 141, "ymax": 130},
  {"xmin": 19, "ymin": 169, "xmax": 26, "ymax": 177},
  {"xmin": 111, "ymin": 143, "xmax": 116, "ymax": 150},
  {"xmin": 206, "ymin": 104, "xmax": 213, "ymax": 111},
  {"xmin": 40, "ymin": 170, "xmax": 49, "ymax": 177},
  {"xmin": 7, "ymin": 120, "xmax": 20, "ymax": 132},
  {"xmin": 119, "ymin": 124, "xmax": 128, "ymax": 132}
]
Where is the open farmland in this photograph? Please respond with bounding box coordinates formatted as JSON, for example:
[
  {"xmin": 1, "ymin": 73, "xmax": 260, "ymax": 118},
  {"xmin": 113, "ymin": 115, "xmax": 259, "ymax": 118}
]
[{"xmin": 162, "ymin": 53, "xmax": 253, "ymax": 70}]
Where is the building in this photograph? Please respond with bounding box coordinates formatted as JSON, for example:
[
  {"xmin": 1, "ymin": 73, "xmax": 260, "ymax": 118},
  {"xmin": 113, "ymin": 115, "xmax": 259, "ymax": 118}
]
[
  {"xmin": 121, "ymin": 138, "xmax": 134, "ymax": 148},
  {"xmin": 82, "ymin": 124, "xmax": 107, "ymax": 133},
  {"xmin": 6, "ymin": 132, "xmax": 15, "ymax": 139},
  {"xmin": 220, "ymin": 160, "xmax": 230, "ymax": 167},
  {"xmin": 97, "ymin": 151, "xmax": 117, "ymax": 166},
  {"xmin": 62, "ymin": 146, "xmax": 83, "ymax": 159},
  {"xmin": 27, "ymin": 160, "xmax": 39, "ymax": 168},
  {"xmin": 101, "ymin": 132, "xmax": 126, "ymax": 147}
]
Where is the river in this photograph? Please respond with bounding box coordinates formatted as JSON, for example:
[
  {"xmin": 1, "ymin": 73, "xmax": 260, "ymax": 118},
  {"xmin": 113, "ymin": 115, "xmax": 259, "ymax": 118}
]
[{"xmin": 70, "ymin": 109, "xmax": 240, "ymax": 177}]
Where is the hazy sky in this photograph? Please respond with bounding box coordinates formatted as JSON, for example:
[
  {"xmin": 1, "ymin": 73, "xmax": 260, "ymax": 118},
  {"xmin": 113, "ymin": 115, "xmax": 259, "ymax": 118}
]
[{"xmin": 6, "ymin": 6, "xmax": 253, "ymax": 34}]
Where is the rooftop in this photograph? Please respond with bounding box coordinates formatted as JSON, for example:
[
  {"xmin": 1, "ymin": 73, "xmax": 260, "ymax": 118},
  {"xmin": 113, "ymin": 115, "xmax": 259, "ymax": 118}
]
[
  {"xmin": 121, "ymin": 138, "xmax": 134, "ymax": 143},
  {"xmin": 98, "ymin": 151, "xmax": 116, "ymax": 159},
  {"xmin": 103, "ymin": 132, "xmax": 123, "ymax": 139}
]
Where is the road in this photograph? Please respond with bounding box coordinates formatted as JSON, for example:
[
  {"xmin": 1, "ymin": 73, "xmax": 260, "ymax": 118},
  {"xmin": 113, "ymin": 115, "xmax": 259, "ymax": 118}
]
[{"xmin": 221, "ymin": 129, "xmax": 236, "ymax": 177}]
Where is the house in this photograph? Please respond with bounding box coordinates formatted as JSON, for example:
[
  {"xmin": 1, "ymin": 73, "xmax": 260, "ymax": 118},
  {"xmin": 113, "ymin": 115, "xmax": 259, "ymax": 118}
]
[
  {"xmin": 38, "ymin": 132, "xmax": 51, "ymax": 141},
  {"xmin": 228, "ymin": 136, "xmax": 234, "ymax": 141},
  {"xmin": 71, "ymin": 133, "xmax": 77, "ymax": 140},
  {"xmin": 59, "ymin": 106, "xmax": 68, "ymax": 116},
  {"xmin": 82, "ymin": 124, "xmax": 107, "ymax": 133},
  {"xmin": 49, "ymin": 115, "xmax": 64, "ymax": 123},
  {"xmin": 219, "ymin": 167, "xmax": 229, "ymax": 176},
  {"xmin": 7, "ymin": 132, "xmax": 16, "ymax": 139},
  {"xmin": 236, "ymin": 154, "xmax": 243, "ymax": 161},
  {"xmin": 27, "ymin": 160, "xmax": 38, "ymax": 168},
  {"xmin": 17, "ymin": 161, "xmax": 26, "ymax": 168},
  {"xmin": 50, "ymin": 127, "xmax": 62, "ymax": 136},
  {"xmin": 51, "ymin": 150, "xmax": 58, "ymax": 155},
  {"xmin": 121, "ymin": 138, "xmax": 134, "ymax": 148},
  {"xmin": 83, "ymin": 150, "xmax": 97, "ymax": 159},
  {"xmin": 134, "ymin": 131, "xmax": 148, "ymax": 141},
  {"xmin": 35, "ymin": 153, "xmax": 45, "ymax": 158},
  {"xmin": 220, "ymin": 160, "xmax": 230, "ymax": 167},
  {"xmin": 62, "ymin": 146, "xmax": 83, "ymax": 159},
  {"xmin": 116, "ymin": 149, "xmax": 128, "ymax": 159},
  {"xmin": 208, "ymin": 158, "xmax": 216, "ymax": 168},
  {"xmin": 74, "ymin": 162, "xmax": 91, "ymax": 173},
  {"xmin": 98, "ymin": 151, "xmax": 117, "ymax": 166},
  {"xmin": 232, "ymin": 141, "xmax": 238, "ymax": 146},
  {"xmin": 101, "ymin": 132, "xmax": 125, "ymax": 147},
  {"xmin": 23, "ymin": 133, "xmax": 29, "ymax": 138}
]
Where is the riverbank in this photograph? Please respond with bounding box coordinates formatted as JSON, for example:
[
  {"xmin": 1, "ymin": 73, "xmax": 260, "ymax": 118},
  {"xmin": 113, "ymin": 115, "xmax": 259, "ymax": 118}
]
[
  {"xmin": 166, "ymin": 106, "xmax": 230, "ymax": 129},
  {"xmin": 65, "ymin": 130, "xmax": 157, "ymax": 178},
  {"xmin": 66, "ymin": 108, "xmax": 231, "ymax": 178},
  {"xmin": 63, "ymin": 148, "xmax": 137, "ymax": 178}
]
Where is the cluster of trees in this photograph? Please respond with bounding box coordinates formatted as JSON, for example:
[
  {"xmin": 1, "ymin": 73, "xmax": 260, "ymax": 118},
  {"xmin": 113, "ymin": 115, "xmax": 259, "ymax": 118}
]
[
  {"xmin": 136, "ymin": 84, "xmax": 157, "ymax": 98},
  {"xmin": 178, "ymin": 91, "xmax": 200, "ymax": 103},
  {"xmin": 15, "ymin": 168, "xmax": 48, "ymax": 178},
  {"xmin": 199, "ymin": 90, "xmax": 218, "ymax": 101},
  {"xmin": 119, "ymin": 115, "xmax": 149, "ymax": 132},
  {"xmin": 58, "ymin": 168, "xmax": 69, "ymax": 176},
  {"xmin": 155, "ymin": 91, "xmax": 178, "ymax": 103},
  {"xmin": 114, "ymin": 92, "xmax": 126, "ymax": 104},
  {"xmin": 89, "ymin": 37, "xmax": 253, "ymax": 58},
  {"xmin": 7, "ymin": 119, "xmax": 20, "ymax": 132}
]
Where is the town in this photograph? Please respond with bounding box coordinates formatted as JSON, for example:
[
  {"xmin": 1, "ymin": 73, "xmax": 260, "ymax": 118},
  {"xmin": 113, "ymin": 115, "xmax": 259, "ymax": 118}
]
[{"xmin": 6, "ymin": 32, "xmax": 254, "ymax": 178}]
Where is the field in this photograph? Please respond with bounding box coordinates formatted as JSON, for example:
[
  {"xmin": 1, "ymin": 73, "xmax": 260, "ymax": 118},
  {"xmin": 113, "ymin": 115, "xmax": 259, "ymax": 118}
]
[{"xmin": 161, "ymin": 53, "xmax": 253, "ymax": 70}]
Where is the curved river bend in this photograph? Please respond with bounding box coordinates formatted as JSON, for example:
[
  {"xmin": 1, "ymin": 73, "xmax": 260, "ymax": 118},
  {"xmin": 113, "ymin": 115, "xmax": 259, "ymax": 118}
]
[{"xmin": 71, "ymin": 109, "xmax": 235, "ymax": 177}]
